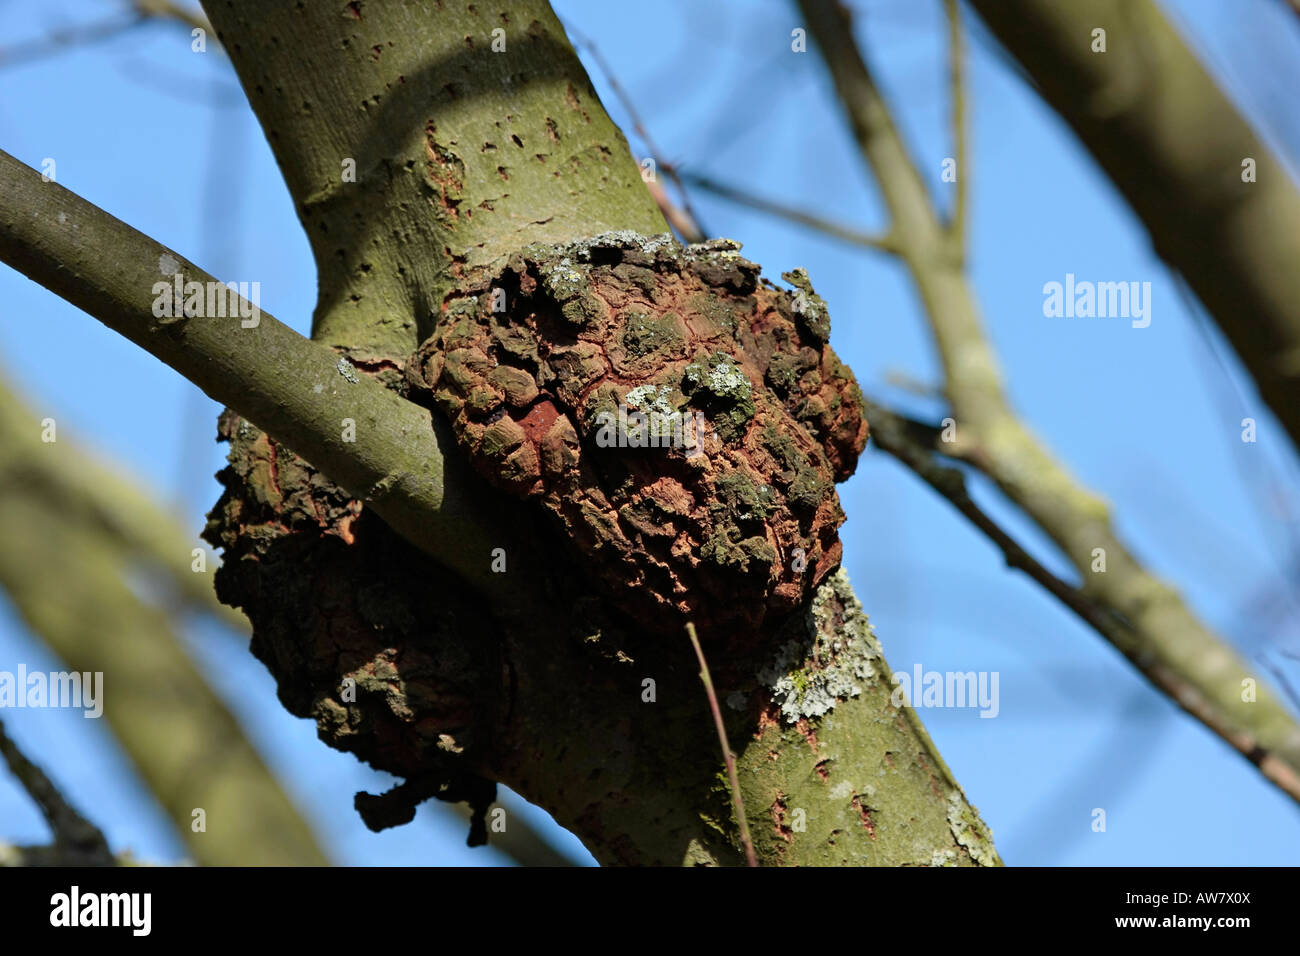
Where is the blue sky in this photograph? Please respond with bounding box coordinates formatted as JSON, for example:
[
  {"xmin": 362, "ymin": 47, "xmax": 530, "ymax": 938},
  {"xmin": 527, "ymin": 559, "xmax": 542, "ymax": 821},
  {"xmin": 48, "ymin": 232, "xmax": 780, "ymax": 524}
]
[{"xmin": 1, "ymin": 0, "xmax": 1298, "ymax": 865}]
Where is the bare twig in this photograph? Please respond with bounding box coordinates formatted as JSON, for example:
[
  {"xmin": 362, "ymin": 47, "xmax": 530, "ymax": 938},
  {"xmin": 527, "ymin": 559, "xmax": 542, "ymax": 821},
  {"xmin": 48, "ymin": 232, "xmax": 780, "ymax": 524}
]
[
  {"xmin": 644, "ymin": 176, "xmax": 705, "ymax": 244},
  {"xmin": 866, "ymin": 399, "xmax": 1300, "ymax": 804},
  {"xmin": 0, "ymin": 2, "xmax": 216, "ymax": 70},
  {"xmin": 797, "ymin": 0, "xmax": 1300, "ymax": 803},
  {"xmin": 561, "ymin": 19, "xmax": 707, "ymax": 242},
  {"xmin": 686, "ymin": 623, "xmax": 757, "ymax": 867},
  {"xmin": 0, "ymin": 718, "xmax": 114, "ymax": 865},
  {"xmin": 134, "ymin": 0, "xmax": 213, "ymax": 36},
  {"xmin": 0, "ymin": 12, "xmax": 146, "ymax": 69},
  {"xmin": 682, "ymin": 171, "xmax": 897, "ymax": 252}
]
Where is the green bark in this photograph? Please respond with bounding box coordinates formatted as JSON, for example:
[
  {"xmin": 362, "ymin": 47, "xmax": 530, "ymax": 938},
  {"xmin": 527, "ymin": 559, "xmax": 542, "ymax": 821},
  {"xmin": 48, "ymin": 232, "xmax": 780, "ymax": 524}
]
[
  {"xmin": 204, "ymin": 0, "xmax": 665, "ymax": 359},
  {"xmin": 798, "ymin": 0, "xmax": 1300, "ymax": 805},
  {"xmin": 0, "ymin": 148, "xmax": 531, "ymax": 603}
]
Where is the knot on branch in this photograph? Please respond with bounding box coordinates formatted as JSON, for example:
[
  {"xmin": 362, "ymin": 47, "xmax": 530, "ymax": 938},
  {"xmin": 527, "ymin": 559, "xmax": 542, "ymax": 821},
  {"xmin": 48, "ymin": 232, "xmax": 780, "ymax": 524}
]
[
  {"xmin": 202, "ymin": 411, "xmax": 502, "ymax": 845},
  {"xmin": 406, "ymin": 232, "xmax": 869, "ymax": 635}
]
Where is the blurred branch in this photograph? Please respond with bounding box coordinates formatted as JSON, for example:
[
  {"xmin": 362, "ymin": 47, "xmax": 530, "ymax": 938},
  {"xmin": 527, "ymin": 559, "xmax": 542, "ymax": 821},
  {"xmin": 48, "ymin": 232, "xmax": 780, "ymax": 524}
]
[
  {"xmin": 681, "ymin": 171, "xmax": 897, "ymax": 252},
  {"xmin": 0, "ymin": 370, "xmax": 575, "ymax": 868},
  {"xmin": 797, "ymin": 0, "xmax": 1300, "ymax": 805},
  {"xmin": 966, "ymin": 0, "xmax": 1300, "ymax": 457},
  {"xmin": 0, "ymin": 2, "xmax": 215, "ymax": 70},
  {"xmin": 0, "ymin": 381, "xmax": 329, "ymax": 864},
  {"xmin": 944, "ymin": 0, "xmax": 967, "ymax": 260},
  {"xmin": 133, "ymin": 0, "xmax": 213, "ymax": 36},
  {"xmin": 0, "ymin": 717, "xmax": 114, "ymax": 866},
  {"xmin": 866, "ymin": 399, "xmax": 1300, "ymax": 804},
  {"xmin": 0, "ymin": 11, "xmax": 146, "ymax": 69},
  {"xmin": 0, "ymin": 376, "xmax": 244, "ymax": 631}
]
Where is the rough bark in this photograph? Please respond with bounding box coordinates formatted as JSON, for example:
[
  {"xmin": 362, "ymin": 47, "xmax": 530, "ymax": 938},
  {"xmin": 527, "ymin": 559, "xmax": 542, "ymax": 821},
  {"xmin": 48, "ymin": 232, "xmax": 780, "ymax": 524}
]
[
  {"xmin": 203, "ymin": 418, "xmax": 996, "ymax": 864},
  {"xmin": 408, "ymin": 234, "xmax": 868, "ymax": 636}
]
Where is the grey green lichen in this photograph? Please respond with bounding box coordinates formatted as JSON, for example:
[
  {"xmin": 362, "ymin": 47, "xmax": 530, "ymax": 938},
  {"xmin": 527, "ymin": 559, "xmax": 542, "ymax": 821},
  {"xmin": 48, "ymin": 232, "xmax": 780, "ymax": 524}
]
[
  {"xmin": 539, "ymin": 258, "xmax": 604, "ymax": 326},
  {"xmin": 335, "ymin": 356, "xmax": 360, "ymax": 384},
  {"xmin": 946, "ymin": 789, "xmax": 1000, "ymax": 867},
  {"xmin": 782, "ymin": 267, "xmax": 830, "ymax": 341},
  {"xmin": 621, "ymin": 310, "xmax": 682, "ymax": 357},
  {"xmin": 682, "ymin": 352, "xmax": 756, "ymax": 442},
  {"xmin": 758, "ymin": 568, "xmax": 880, "ymax": 722}
]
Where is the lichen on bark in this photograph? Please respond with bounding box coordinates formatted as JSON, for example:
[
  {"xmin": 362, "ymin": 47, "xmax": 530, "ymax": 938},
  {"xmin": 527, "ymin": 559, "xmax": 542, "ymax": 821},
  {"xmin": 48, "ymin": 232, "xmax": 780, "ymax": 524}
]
[{"xmin": 406, "ymin": 231, "xmax": 869, "ymax": 636}]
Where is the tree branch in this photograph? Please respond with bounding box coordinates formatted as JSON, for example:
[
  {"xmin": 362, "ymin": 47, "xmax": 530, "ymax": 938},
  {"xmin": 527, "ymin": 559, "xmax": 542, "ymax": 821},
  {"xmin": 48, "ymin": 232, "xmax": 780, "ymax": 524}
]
[
  {"xmin": 0, "ymin": 718, "xmax": 114, "ymax": 866},
  {"xmin": 944, "ymin": 0, "xmax": 968, "ymax": 261},
  {"xmin": 0, "ymin": 443, "xmax": 330, "ymax": 865},
  {"xmin": 0, "ymin": 148, "xmax": 533, "ymax": 606},
  {"xmin": 798, "ymin": 0, "xmax": 1300, "ymax": 805},
  {"xmin": 682, "ymin": 171, "xmax": 898, "ymax": 252},
  {"xmin": 866, "ymin": 399, "xmax": 1300, "ymax": 803},
  {"xmin": 560, "ymin": 18, "xmax": 706, "ymax": 242},
  {"xmin": 0, "ymin": 374, "xmax": 242, "ymax": 630},
  {"xmin": 0, "ymin": 0, "xmax": 1000, "ymax": 865}
]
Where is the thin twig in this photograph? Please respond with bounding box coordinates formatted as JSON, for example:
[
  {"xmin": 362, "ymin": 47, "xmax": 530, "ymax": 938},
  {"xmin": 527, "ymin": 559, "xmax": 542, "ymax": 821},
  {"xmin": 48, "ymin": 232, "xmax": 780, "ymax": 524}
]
[
  {"xmin": 798, "ymin": 0, "xmax": 1300, "ymax": 806},
  {"xmin": 561, "ymin": 18, "xmax": 707, "ymax": 242},
  {"xmin": 686, "ymin": 623, "xmax": 757, "ymax": 867},
  {"xmin": 943, "ymin": 0, "xmax": 968, "ymax": 261},
  {"xmin": 682, "ymin": 171, "xmax": 897, "ymax": 253},
  {"xmin": 0, "ymin": 12, "xmax": 146, "ymax": 69},
  {"xmin": 134, "ymin": 0, "xmax": 214, "ymax": 36},
  {"xmin": 0, "ymin": 718, "xmax": 114, "ymax": 865},
  {"xmin": 0, "ymin": 2, "xmax": 215, "ymax": 70},
  {"xmin": 865, "ymin": 398, "xmax": 1300, "ymax": 804}
]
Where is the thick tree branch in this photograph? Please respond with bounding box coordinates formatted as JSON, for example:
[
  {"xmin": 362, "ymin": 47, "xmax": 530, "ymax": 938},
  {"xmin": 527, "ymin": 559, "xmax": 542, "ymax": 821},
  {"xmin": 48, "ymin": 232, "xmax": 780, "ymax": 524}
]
[
  {"xmin": 0, "ymin": 0, "xmax": 999, "ymax": 865},
  {"xmin": 0, "ymin": 149, "xmax": 533, "ymax": 605},
  {"xmin": 967, "ymin": 0, "xmax": 1300, "ymax": 455},
  {"xmin": 195, "ymin": 0, "xmax": 998, "ymax": 865},
  {"xmin": 799, "ymin": 0, "xmax": 1300, "ymax": 805},
  {"xmin": 201, "ymin": 0, "xmax": 668, "ymax": 359}
]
